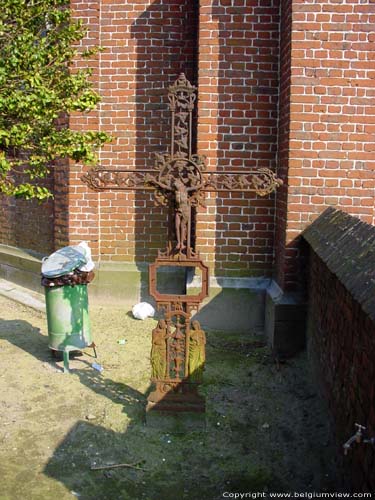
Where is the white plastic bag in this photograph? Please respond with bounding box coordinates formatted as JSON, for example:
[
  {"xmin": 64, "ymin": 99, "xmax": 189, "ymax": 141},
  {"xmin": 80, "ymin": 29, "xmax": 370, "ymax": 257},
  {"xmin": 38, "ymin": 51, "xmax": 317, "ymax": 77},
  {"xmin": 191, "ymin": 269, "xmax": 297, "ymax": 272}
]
[
  {"xmin": 74, "ymin": 241, "xmax": 95, "ymax": 272},
  {"xmin": 132, "ymin": 302, "xmax": 155, "ymax": 320}
]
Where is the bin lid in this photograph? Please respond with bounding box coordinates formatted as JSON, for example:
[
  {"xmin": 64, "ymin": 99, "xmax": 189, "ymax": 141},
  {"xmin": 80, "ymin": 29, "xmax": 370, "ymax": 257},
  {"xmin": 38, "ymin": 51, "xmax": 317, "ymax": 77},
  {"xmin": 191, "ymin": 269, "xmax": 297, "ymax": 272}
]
[{"xmin": 41, "ymin": 246, "xmax": 87, "ymax": 278}]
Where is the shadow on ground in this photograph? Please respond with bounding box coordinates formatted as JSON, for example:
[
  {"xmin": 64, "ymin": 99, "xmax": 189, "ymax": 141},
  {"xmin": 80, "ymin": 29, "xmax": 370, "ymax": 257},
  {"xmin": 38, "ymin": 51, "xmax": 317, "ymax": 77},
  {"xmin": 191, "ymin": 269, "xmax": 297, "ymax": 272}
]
[{"xmin": 0, "ymin": 302, "xmax": 343, "ymax": 500}]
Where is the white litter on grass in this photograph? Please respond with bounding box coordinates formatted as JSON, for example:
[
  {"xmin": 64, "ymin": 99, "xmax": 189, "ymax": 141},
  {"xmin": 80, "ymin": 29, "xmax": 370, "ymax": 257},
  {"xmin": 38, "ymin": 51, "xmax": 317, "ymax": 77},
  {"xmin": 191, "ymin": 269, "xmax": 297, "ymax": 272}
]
[{"xmin": 132, "ymin": 302, "xmax": 155, "ymax": 320}]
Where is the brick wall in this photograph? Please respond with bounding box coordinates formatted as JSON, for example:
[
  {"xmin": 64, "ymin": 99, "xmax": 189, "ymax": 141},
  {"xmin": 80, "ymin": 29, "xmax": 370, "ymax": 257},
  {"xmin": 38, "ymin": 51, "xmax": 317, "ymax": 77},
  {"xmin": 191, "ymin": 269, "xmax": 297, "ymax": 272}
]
[
  {"xmin": 304, "ymin": 208, "xmax": 375, "ymax": 492},
  {"xmin": 307, "ymin": 252, "xmax": 375, "ymax": 492},
  {"xmin": 1, "ymin": 0, "xmax": 374, "ymax": 283},
  {"xmin": 197, "ymin": 0, "xmax": 280, "ymax": 277},
  {"xmin": 1, "ymin": 0, "xmax": 282, "ymax": 274},
  {"xmin": 274, "ymin": 0, "xmax": 292, "ymax": 289},
  {"xmin": 276, "ymin": 0, "xmax": 375, "ymax": 290},
  {"xmin": 0, "ymin": 182, "xmax": 54, "ymax": 255},
  {"xmin": 69, "ymin": 0, "xmax": 198, "ymax": 263},
  {"xmin": 68, "ymin": 0, "xmax": 282, "ymax": 273},
  {"xmin": 66, "ymin": 0, "xmax": 100, "ymax": 258}
]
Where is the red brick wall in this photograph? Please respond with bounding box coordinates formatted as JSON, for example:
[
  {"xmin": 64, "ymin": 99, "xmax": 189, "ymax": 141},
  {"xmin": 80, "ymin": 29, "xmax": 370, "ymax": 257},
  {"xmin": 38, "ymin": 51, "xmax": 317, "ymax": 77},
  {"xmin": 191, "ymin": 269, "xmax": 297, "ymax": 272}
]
[
  {"xmin": 2, "ymin": 0, "xmax": 283, "ymax": 275},
  {"xmin": 197, "ymin": 0, "xmax": 280, "ymax": 277},
  {"xmin": 307, "ymin": 251, "xmax": 375, "ymax": 492},
  {"xmin": 0, "ymin": 184, "xmax": 54, "ymax": 255},
  {"xmin": 69, "ymin": 0, "xmax": 198, "ymax": 263},
  {"xmin": 274, "ymin": 0, "xmax": 292, "ymax": 288},
  {"xmin": 70, "ymin": 0, "xmax": 282, "ymax": 273},
  {"xmin": 2, "ymin": 0, "xmax": 373, "ymax": 284},
  {"xmin": 276, "ymin": 0, "xmax": 375, "ymax": 290},
  {"xmin": 66, "ymin": 0, "xmax": 101, "ymax": 257},
  {"xmin": 0, "ymin": 0, "xmax": 282, "ymax": 276}
]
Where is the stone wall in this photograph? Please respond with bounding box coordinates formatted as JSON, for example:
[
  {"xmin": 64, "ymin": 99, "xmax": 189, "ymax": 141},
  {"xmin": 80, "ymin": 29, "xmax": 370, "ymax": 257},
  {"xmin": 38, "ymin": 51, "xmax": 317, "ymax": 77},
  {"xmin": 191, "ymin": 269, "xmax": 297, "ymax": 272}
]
[{"xmin": 304, "ymin": 207, "xmax": 375, "ymax": 492}]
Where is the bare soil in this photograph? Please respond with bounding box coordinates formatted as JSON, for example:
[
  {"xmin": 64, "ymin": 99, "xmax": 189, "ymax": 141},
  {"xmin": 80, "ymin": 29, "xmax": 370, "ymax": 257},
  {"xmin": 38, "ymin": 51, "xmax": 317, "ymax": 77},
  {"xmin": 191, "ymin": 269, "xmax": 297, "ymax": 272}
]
[{"xmin": 0, "ymin": 295, "xmax": 342, "ymax": 500}]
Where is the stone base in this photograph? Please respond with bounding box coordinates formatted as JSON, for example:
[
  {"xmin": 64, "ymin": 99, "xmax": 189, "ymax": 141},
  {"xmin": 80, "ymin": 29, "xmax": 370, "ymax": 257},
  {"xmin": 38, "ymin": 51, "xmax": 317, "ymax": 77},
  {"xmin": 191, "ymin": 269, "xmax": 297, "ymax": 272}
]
[
  {"xmin": 265, "ymin": 281, "xmax": 307, "ymax": 358},
  {"xmin": 0, "ymin": 244, "xmax": 44, "ymax": 293},
  {"xmin": 0, "ymin": 245, "xmax": 270, "ymax": 333},
  {"xmin": 146, "ymin": 384, "xmax": 205, "ymax": 414},
  {"xmin": 146, "ymin": 382, "xmax": 206, "ymax": 432},
  {"xmin": 191, "ymin": 282, "xmax": 266, "ymax": 334}
]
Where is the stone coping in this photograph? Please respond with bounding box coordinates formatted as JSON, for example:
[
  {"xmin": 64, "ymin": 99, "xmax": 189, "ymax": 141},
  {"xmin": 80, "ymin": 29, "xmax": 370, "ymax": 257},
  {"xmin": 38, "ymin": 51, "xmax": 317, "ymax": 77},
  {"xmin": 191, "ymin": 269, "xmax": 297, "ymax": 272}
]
[{"xmin": 302, "ymin": 207, "xmax": 375, "ymax": 322}]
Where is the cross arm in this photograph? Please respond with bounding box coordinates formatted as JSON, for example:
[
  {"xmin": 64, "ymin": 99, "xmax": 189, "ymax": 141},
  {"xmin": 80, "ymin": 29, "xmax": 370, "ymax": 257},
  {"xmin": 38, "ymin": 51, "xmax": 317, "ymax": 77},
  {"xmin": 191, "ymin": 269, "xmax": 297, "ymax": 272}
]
[
  {"xmin": 202, "ymin": 168, "xmax": 283, "ymax": 196},
  {"xmin": 81, "ymin": 166, "xmax": 282, "ymax": 197},
  {"xmin": 81, "ymin": 168, "xmax": 158, "ymax": 192}
]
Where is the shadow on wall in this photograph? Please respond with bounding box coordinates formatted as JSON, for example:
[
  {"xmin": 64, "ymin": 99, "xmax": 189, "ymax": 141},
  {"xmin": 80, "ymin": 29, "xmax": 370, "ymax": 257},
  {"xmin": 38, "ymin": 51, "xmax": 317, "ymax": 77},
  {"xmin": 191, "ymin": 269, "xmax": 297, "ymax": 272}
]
[
  {"xmin": 210, "ymin": 0, "xmax": 280, "ymax": 281},
  {"xmin": 128, "ymin": 1, "xmax": 278, "ymax": 333},
  {"xmin": 192, "ymin": 285, "xmax": 267, "ymax": 335},
  {"xmin": 131, "ymin": 0, "xmax": 198, "ymax": 287}
]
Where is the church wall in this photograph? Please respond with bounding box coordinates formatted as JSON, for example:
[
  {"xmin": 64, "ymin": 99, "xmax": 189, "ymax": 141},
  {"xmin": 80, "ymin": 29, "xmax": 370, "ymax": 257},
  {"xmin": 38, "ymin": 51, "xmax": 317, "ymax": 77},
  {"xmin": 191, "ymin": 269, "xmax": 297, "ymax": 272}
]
[
  {"xmin": 197, "ymin": 0, "xmax": 281, "ymax": 277},
  {"xmin": 69, "ymin": 0, "xmax": 198, "ymax": 265},
  {"xmin": 276, "ymin": 0, "xmax": 375, "ymax": 291}
]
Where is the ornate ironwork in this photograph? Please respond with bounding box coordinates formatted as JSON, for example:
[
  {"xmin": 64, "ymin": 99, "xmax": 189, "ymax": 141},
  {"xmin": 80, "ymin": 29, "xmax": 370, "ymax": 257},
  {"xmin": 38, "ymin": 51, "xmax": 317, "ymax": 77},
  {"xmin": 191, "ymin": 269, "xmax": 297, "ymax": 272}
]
[
  {"xmin": 204, "ymin": 168, "xmax": 283, "ymax": 196},
  {"xmin": 81, "ymin": 73, "xmax": 283, "ymax": 416},
  {"xmin": 147, "ymin": 257, "xmax": 209, "ymax": 413},
  {"xmin": 147, "ymin": 296, "xmax": 207, "ymax": 413},
  {"xmin": 82, "ymin": 166, "xmax": 282, "ymax": 197}
]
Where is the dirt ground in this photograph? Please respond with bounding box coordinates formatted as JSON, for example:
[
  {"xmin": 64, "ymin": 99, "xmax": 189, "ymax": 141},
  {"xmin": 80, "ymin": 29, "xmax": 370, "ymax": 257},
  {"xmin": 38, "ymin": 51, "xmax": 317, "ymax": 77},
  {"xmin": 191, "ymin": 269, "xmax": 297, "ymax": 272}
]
[{"xmin": 0, "ymin": 294, "xmax": 343, "ymax": 500}]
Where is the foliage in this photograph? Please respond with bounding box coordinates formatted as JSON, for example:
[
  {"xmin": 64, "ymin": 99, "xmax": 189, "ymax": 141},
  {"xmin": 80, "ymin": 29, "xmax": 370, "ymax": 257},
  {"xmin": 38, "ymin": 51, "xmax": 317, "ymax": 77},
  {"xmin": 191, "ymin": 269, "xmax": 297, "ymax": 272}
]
[{"xmin": 0, "ymin": 0, "xmax": 111, "ymax": 200}]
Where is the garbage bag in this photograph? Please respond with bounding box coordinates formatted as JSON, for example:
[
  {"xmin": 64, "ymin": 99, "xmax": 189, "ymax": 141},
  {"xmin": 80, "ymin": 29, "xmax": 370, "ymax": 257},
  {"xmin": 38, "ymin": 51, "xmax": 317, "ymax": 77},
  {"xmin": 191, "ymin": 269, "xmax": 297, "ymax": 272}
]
[
  {"xmin": 41, "ymin": 246, "xmax": 87, "ymax": 278},
  {"xmin": 132, "ymin": 302, "xmax": 155, "ymax": 320},
  {"xmin": 41, "ymin": 242, "xmax": 95, "ymax": 286},
  {"xmin": 73, "ymin": 241, "xmax": 95, "ymax": 272}
]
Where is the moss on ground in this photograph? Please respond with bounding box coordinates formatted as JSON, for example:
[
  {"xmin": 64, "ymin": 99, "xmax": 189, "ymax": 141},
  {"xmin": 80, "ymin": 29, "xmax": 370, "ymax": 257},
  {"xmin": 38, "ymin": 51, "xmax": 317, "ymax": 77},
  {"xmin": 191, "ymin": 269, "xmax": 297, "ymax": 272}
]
[{"xmin": 0, "ymin": 297, "xmax": 341, "ymax": 500}]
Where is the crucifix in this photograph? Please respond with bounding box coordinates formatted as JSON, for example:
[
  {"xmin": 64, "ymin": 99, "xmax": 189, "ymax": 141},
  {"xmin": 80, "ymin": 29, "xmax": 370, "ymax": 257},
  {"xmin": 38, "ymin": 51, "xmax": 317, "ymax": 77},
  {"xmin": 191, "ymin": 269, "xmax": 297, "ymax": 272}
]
[{"xmin": 82, "ymin": 73, "xmax": 282, "ymax": 414}]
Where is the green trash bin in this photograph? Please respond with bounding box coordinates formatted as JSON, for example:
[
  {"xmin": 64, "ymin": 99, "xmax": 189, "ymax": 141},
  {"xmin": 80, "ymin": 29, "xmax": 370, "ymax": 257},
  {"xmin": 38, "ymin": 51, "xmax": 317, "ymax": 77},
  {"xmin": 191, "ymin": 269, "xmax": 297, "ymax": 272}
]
[
  {"xmin": 45, "ymin": 284, "xmax": 92, "ymax": 352},
  {"xmin": 42, "ymin": 244, "xmax": 96, "ymax": 372}
]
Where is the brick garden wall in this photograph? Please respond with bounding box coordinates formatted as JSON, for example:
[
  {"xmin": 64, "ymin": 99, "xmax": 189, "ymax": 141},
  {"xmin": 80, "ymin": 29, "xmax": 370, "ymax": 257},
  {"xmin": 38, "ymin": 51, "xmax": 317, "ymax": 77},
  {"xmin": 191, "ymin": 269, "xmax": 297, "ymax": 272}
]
[
  {"xmin": 304, "ymin": 208, "xmax": 375, "ymax": 492},
  {"xmin": 276, "ymin": 0, "xmax": 375, "ymax": 290}
]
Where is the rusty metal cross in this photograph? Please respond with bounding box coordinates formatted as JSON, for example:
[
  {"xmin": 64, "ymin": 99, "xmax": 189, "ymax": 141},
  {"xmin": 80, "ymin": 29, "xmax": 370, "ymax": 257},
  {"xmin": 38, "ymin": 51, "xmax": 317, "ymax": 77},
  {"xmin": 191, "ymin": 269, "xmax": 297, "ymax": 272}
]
[{"xmin": 82, "ymin": 74, "xmax": 282, "ymax": 415}]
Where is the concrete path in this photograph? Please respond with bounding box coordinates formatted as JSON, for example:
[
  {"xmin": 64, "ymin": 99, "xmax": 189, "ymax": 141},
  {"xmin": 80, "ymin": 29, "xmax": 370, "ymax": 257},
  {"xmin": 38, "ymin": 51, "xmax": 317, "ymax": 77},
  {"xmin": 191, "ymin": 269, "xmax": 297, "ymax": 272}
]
[{"xmin": 0, "ymin": 278, "xmax": 45, "ymax": 313}]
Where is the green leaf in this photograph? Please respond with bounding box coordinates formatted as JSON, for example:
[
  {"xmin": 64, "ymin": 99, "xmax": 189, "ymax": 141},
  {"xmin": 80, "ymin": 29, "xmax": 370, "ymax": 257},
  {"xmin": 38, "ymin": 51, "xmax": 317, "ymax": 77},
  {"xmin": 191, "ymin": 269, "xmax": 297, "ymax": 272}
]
[{"xmin": 0, "ymin": 0, "xmax": 112, "ymax": 200}]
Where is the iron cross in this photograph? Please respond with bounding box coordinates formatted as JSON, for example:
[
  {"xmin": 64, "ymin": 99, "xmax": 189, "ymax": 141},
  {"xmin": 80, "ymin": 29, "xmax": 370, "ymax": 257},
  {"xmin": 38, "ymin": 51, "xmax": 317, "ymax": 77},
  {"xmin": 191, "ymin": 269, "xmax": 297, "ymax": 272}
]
[{"xmin": 82, "ymin": 73, "xmax": 282, "ymax": 415}]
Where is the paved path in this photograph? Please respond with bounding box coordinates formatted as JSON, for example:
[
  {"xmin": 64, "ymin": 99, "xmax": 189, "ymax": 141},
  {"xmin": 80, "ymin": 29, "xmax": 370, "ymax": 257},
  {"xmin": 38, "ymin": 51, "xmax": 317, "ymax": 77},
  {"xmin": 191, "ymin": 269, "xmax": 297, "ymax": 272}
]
[{"xmin": 0, "ymin": 278, "xmax": 45, "ymax": 312}]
